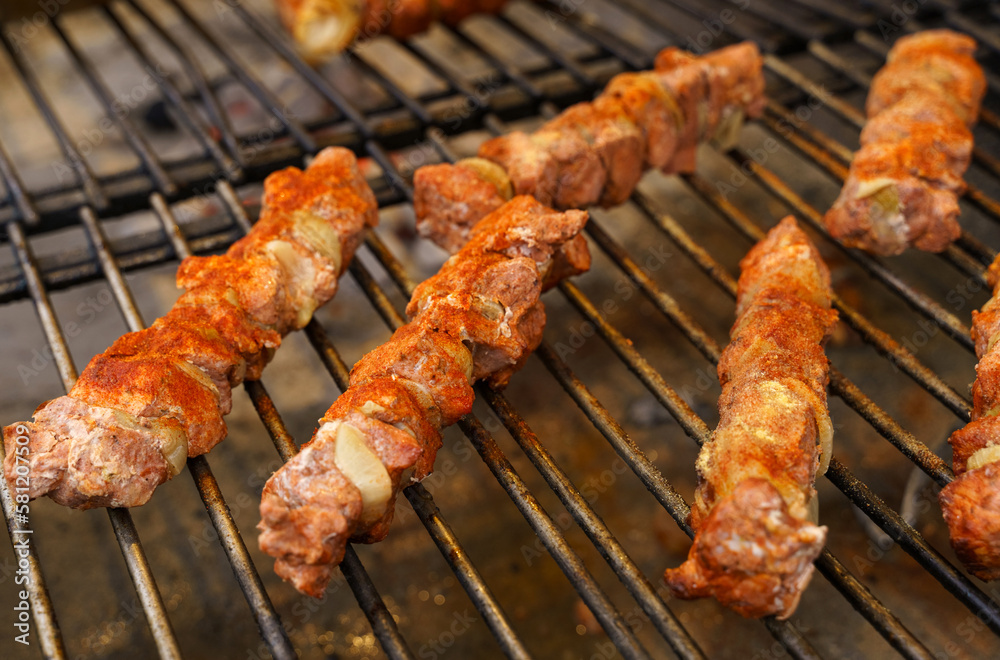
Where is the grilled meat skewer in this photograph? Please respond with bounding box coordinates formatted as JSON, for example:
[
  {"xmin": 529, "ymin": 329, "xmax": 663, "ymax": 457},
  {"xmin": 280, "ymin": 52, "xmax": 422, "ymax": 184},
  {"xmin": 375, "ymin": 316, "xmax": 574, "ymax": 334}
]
[
  {"xmin": 663, "ymin": 217, "xmax": 838, "ymax": 619},
  {"xmin": 3, "ymin": 148, "xmax": 378, "ymax": 509},
  {"xmin": 412, "ymin": 42, "xmax": 766, "ymax": 252},
  {"xmin": 258, "ymin": 196, "xmax": 590, "ymax": 596},
  {"xmin": 940, "ymin": 256, "xmax": 1000, "ymax": 581},
  {"xmin": 824, "ymin": 30, "xmax": 985, "ymax": 256}
]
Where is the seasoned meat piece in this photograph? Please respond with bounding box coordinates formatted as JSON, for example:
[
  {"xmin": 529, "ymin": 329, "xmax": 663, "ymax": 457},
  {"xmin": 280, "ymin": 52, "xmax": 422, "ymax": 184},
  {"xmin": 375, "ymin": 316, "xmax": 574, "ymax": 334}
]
[
  {"xmin": 532, "ymin": 119, "xmax": 607, "ymax": 210},
  {"xmin": 824, "ymin": 29, "xmax": 984, "ymax": 255},
  {"xmin": 665, "ymin": 478, "xmax": 827, "ymax": 619},
  {"xmin": 867, "ymin": 30, "xmax": 984, "ymax": 125},
  {"xmin": 2, "ymin": 397, "xmax": 182, "ymax": 509},
  {"xmin": 413, "ymin": 159, "xmax": 511, "ymax": 253},
  {"xmin": 939, "ymin": 255, "xmax": 1000, "ymax": 581},
  {"xmin": 71, "ymin": 353, "xmax": 226, "ymax": 457},
  {"xmin": 3, "ymin": 147, "xmax": 378, "ymax": 509},
  {"xmin": 940, "ymin": 464, "xmax": 1000, "ymax": 582},
  {"xmin": 550, "ymin": 101, "xmax": 644, "ymax": 207},
  {"xmin": 653, "ymin": 48, "xmax": 710, "ymax": 174},
  {"xmin": 664, "ymin": 217, "xmax": 838, "ymax": 619},
  {"xmin": 478, "ymin": 131, "xmax": 559, "ymax": 206},
  {"xmin": 258, "ymin": 429, "xmax": 365, "ymax": 594},
  {"xmin": 825, "ymin": 140, "xmax": 964, "ymax": 255},
  {"xmin": 349, "ymin": 322, "xmax": 475, "ymax": 427},
  {"xmin": 259, "ymin": 195, "xmax": 590, "ymax": 596},
  {"xmin": 600, "ymin": 72, "xmax": 682, "ymax": 170}
]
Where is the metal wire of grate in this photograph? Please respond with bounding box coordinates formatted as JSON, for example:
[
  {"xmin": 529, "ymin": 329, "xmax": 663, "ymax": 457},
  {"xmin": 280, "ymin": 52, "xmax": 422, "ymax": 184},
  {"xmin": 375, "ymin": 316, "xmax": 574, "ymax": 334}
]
[{"xmin": 2, "ymin": 0, "xmax": 1000, "ymax": 658}]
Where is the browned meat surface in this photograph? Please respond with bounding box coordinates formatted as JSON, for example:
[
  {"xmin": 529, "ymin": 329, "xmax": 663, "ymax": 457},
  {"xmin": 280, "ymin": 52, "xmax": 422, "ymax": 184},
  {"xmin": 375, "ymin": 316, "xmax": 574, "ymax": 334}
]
[
  {"xmin": 940, "ymin": 464, "xmax": 1000, "ymax": 582},
  {"xmin": 665, "ymin": 479, "xmax": 828, "ymax": 619},
  {"xmin": 478, "ymin": 131, "xmax": 559, "ymax": 206},
  {"xmin": 532, "ymin": 119, "xmax": 608, "ymax": 211},
  {"xmin": 258, "ymin": 196, "xmax": 590, "ymax": 596},
  {"xmin": 664, "ymin": 217, "xmax": 838, "ymax": 619},
  {"xmin": 867, "ymin": 30, "xmax": 984, "ymax": 124},
  {"xmin": 600, "ymin": 72, "xmax": 681, "ymax": 170},
  {"xmin": 416, "ymin": 42, "xmax": 764, "ymax": 251},
  {"xmin": 824, "ymin": 29, "xmax": 984, "ymax": 256},
  {"xmin": 939, "ymin": 255, "xmax": 1000, "ymax": 581},
  {"xmin": 413, "ymin": 159, "xmax": 511, "ymax": 253},
  {"xmin": 2, "ymin": 147, "xmax": 377, "ymax": 509}
]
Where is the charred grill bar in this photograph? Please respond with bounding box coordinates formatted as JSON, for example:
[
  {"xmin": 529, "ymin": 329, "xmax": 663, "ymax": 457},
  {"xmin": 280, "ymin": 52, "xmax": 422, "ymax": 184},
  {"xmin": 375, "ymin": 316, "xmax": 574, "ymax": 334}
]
[{"xmin": 2, "ymin": 0, "xmax": 1000, "ymax": 658}]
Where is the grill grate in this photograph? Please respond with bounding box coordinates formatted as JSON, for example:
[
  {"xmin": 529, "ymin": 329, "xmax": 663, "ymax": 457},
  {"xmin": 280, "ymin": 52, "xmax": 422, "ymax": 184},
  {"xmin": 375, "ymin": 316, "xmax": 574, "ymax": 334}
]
[{"xmin": 3, "ymin": 0, "xmax": 1000, "ymax": 658}]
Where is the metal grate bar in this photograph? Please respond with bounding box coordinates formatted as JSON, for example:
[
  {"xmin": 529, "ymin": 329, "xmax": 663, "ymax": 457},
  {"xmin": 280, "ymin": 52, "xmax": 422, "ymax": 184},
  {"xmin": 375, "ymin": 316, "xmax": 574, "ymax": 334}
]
[
  {"xmin": 402, "ymin": 483, "xmax": 534, "ymax": 660},
  {"xmin": 159, "ymin": 0, "xmax": 317, "ymax": 154},
  {"xmin": 228, "ymin": 3, "xmax": 375, "ymax": 139},
  {"xmin": 0, "ymin": 140, "xmax": 40, "ymax": 226},
  {"xmin": 100, "ymin": 5, "xmax": 240, "ymax": 180},
  {"xmin": 0, "ymin": 32, "xmax": 108, "ymax": 211},
  {"xmin": 48, "ymin": 16, "xmax": 177, "ymax": 197},
  {"xmin": 0, "ymin": 225, "xmax": 66, "ymax": 660},
  {"xmin": 444, "ymin": 24, "xmax": 544, "ymax": 102},
  {"xmin": 120, "ymin": 0, "xmax": 246, "ymax": 173},
  {"xmin": 493, "ymin": 14, "xmax": 598, "ymax": 90},
  {"xmin": 479, "ymin": 388, "xmax": 706, "ymax": 660},
  {"xmin": 5, "ymin": 218, "xmax": 182, "ymax": 658},
  {"xmin": 534, "ymin": 0, "xmax": 650, "ymax": 70}
]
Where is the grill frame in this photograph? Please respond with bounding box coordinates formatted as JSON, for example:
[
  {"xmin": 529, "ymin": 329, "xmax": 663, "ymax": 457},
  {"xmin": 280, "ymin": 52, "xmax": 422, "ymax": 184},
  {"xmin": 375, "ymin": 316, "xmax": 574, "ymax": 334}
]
[{"xmin": 1, "ymin": 1, "xmax": 1000, "ymax": 659}]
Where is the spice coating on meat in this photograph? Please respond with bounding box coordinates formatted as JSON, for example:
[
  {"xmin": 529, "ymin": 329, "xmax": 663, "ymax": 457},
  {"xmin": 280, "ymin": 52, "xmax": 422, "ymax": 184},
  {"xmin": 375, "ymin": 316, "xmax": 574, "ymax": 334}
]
[
  {"xmin": 824, "ymin": 30, "xmax": 984, "ymax": 256},
  {"xmin": 939, "ymin": 256, "xmax": 1000, "ymax": 581},
  {"xmin": 2, "ymin": 148, "xmax": 378, "ymax": 509},
  {"xmin": 415, "ymin": 42, "xmax": 764, "ymax": 254},
  {"xmin": 258, "ymin": 196, "xmax": 590, "ymax": 596},
  {"xmin": 664, "ymin": 217, "xmax": 838, "ymax": 619}
]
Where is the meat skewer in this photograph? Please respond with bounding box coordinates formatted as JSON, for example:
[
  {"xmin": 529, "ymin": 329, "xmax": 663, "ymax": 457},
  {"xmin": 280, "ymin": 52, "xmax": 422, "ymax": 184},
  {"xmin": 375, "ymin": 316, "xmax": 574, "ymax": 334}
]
[
  {"xmin": 412, "ymin": 42, "xmax": 766, "ymax": 252},
  {"xmin": 257, "ymin": 195, "xmax": 589, "ymax": 596},
  {"xmin": 2, "ymin": 147, "xmax": 378, "ymax": 509},
  {"xmin": 823, "ymin": 29, "xmax": 985, "ymax": 256},
  {"xmin": 939, "ymin": 255, "xmax": 1000, "ymax": 581},
  {"xmin": 663, "ymin": 217, "xmax": 838, "ymax": 619},
  {"xmin": 275, "ymin": 0, "xmax": 512, "ymax": 61}
]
